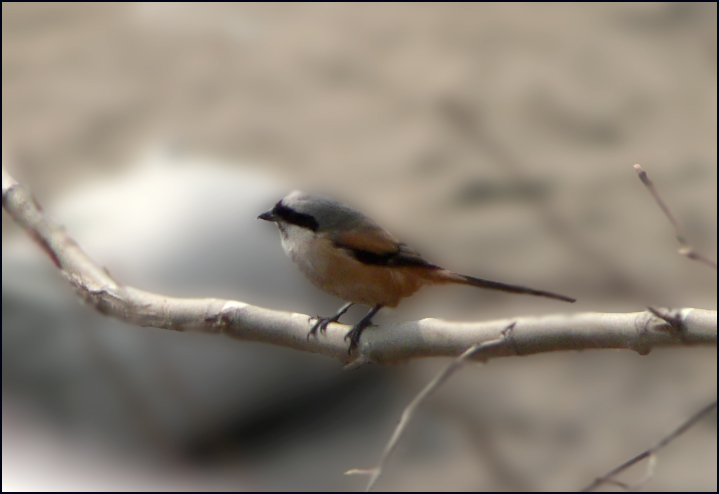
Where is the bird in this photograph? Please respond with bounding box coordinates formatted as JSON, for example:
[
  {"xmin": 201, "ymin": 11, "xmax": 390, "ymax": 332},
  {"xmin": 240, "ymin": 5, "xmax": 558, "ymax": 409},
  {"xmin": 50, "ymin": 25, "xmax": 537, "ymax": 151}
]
[{"xmin": 258, "ymin": 191, "xmax": 575, "ymax": 353}]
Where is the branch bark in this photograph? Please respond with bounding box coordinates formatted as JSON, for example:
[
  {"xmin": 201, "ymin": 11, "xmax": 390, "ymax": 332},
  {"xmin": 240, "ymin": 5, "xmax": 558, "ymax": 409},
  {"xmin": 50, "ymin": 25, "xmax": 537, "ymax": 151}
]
[{"xmin": 2, "ymin": 165, "xmax": 716, "ymax": 365}]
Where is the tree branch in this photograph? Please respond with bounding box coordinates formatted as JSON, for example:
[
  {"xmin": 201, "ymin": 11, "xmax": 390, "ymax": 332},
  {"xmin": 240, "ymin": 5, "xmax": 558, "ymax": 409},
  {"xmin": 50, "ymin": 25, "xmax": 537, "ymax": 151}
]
[{"xmin": 2, "ymin": 165, "xmax": 716, "ymax": 366}]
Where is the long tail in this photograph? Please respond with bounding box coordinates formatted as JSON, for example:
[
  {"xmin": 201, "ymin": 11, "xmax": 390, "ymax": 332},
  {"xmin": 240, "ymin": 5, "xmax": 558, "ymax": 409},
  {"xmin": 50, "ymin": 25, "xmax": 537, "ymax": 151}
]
[{"xmin": 432, "ymin": 269, "xmax": 576, "ymax": 303}]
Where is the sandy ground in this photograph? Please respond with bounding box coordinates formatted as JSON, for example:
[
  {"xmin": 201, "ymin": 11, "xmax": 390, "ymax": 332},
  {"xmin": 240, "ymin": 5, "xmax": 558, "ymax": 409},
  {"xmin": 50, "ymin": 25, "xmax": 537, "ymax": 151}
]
[{"xmin": 2, "ymin": 3, "xmax": 716, "ymax": 491}]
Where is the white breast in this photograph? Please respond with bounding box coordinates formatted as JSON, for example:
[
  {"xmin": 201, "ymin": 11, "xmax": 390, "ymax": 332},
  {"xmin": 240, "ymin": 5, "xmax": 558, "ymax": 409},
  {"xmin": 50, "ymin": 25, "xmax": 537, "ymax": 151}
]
[{"xmin": 279, "ymin": 223, "xmax": 328, "ymax": 285}]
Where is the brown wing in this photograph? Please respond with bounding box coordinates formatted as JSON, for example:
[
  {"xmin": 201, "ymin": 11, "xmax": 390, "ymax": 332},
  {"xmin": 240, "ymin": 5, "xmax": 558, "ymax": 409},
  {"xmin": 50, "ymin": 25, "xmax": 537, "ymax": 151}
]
[{"xmin": 330, "ymin": 227, "xmax": 439, "ymax": 269}]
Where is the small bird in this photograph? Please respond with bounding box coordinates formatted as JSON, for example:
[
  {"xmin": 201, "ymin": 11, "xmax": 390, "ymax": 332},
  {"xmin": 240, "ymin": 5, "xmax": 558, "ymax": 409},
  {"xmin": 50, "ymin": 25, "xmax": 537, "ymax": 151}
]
[{"xmin": 258, "ymin": 191, "xmax": 575, "ymax": 353}]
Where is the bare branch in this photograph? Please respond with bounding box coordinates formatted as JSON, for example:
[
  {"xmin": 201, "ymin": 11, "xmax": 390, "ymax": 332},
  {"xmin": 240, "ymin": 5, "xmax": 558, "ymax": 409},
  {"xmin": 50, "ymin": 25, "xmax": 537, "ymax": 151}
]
[
  {"xmin": 634, "ymin": 164, "xmax": 717, "ymax": 270},
  {"xmin": 2, "ymin": 165, "xmax": 717, "ymax": 365},
  {"xmin": 582, "ymin": 400, "xmax": 717, "ymax": 492},
  {"xmin": 346, "ymin": 327, "xmax": 512, "ymax": 491}
]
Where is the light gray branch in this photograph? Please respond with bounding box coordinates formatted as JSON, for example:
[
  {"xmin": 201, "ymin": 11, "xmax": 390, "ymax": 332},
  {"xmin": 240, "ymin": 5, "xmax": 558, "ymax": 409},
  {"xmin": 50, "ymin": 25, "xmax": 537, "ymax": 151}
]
[{"xmin": 2, "ymin": 165, "xmax": 716, "ymax": 365}]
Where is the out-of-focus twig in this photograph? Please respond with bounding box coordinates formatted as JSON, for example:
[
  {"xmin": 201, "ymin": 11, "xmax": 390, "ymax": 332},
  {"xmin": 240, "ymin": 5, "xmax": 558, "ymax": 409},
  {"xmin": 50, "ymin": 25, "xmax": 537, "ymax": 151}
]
[
  {"xmin": 346, "ymin": 327, "xmax": 512, "ymax": 492},
  {"xmin": 633, "ymin": 164, "xmax": 716, "ymax": 270},
  {"xmin": 581, "ymin": 399, "xmax": 717, "ymax": 492}
]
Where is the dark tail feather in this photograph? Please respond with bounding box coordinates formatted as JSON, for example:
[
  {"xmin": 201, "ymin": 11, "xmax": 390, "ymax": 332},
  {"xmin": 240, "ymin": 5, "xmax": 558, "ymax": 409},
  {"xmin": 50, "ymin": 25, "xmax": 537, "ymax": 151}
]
[{"xmin": 445, "ymin": 271, "xmax": 576, "ymax": 303}]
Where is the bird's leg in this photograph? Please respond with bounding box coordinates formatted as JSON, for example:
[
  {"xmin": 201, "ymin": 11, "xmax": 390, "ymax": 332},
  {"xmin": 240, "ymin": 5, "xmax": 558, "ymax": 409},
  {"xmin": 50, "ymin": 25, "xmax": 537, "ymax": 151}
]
[
  {"xmin": 307, "ymin": 302, "xmax": 354, "ymax": 339},
  {"xmin": 344, "ymin": 304, "xmax": 384, "ymax": 354}
]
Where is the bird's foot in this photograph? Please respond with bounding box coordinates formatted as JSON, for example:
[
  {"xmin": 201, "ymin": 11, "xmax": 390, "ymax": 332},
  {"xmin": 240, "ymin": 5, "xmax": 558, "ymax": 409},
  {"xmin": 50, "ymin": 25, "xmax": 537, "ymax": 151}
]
[
  {"xmin": 306, "ymin": 302, "xmax": 355, "ymax": 341},
  {"xmin": 307, "ymin": 315, "xmax": 339, "ymax": 340},
  {"xmin": 344, "ymin": 319, "xmax": 374, "ymax": 354},
  {"xmin": 343, "ymin": 304, "xmax": 384, "ymax": 354}
]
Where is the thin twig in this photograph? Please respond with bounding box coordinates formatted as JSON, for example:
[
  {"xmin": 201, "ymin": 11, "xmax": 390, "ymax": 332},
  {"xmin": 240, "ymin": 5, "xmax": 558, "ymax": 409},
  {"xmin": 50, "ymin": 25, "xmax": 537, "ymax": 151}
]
[
  {"xmin": 647, "ymin": 306, "xmax": 686, "ymax": 332},
  {"xmin": 346, "ymin": 325, "xmax": 513, "ymax": 492},
  {"xmin": 634, "ymin": 164, "xmax": 717, "ymax": 270},
  {"xmin": 582, "ymin": 400, "xmax": 717, "ymax": 492}
]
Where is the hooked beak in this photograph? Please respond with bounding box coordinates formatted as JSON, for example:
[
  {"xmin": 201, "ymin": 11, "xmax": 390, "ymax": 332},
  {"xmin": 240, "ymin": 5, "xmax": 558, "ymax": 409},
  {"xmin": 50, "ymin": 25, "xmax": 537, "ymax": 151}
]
[{"xmin": 257, "ymin": 210, "xmax": 277, "ymax": 222}]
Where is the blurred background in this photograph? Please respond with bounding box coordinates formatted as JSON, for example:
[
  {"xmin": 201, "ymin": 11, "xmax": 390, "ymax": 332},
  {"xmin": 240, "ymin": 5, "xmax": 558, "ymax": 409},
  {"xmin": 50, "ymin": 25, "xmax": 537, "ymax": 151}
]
[{"xmin": 2, "ymin": 3, "xmax": 716, "ymax": 491}]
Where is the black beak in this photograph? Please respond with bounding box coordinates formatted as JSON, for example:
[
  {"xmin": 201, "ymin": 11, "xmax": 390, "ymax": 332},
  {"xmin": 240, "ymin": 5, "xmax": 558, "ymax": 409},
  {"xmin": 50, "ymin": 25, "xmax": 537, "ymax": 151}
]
[{"xmin": 257, "ymin": 210, "xmax": 277, "ymax": 222}]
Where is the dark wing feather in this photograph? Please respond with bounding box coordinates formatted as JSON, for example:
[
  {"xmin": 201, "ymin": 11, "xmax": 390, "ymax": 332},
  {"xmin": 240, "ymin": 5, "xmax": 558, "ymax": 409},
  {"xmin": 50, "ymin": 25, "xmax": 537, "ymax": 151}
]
[{"xmin": 330, "ymin": 228, "xmax": 438, "ymax": 268}]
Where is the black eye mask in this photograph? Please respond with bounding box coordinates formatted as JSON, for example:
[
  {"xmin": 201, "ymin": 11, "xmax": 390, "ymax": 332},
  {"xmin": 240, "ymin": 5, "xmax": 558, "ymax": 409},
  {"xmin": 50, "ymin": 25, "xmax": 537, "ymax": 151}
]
[{"xmin": 273, "ymin": 202, "xmax": 320, "ymax": 232}]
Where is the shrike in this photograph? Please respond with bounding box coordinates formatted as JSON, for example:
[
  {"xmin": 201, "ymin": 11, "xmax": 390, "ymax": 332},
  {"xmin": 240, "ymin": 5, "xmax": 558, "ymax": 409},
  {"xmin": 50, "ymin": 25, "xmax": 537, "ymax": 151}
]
[{"xmin": 259, "ymin": 191, "xmax": 575, "ymax": 353}]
